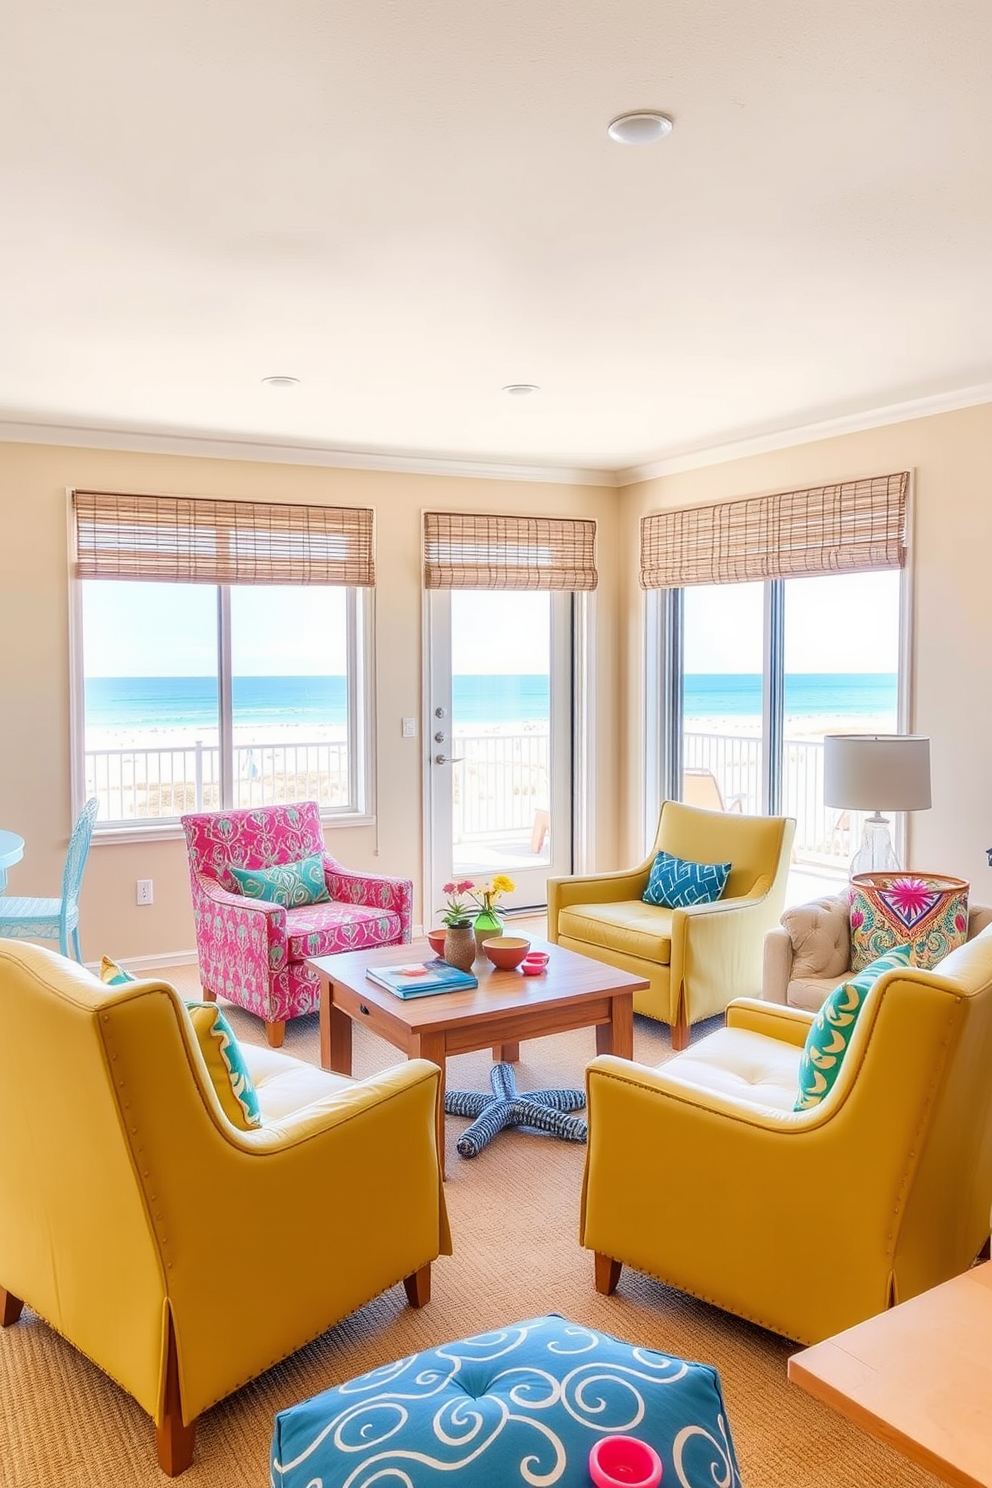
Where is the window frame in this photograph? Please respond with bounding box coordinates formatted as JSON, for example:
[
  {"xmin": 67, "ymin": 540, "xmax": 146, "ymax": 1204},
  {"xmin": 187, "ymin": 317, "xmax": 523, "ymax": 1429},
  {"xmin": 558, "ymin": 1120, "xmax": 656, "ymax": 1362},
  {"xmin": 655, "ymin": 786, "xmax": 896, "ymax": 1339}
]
[
  {"xmin": 69, "ymin": 540, "xmax": 376, "ymax": 841},
  {"xmin": 645, "ymin": 567, "xmax": 912, "ymax": 854}
]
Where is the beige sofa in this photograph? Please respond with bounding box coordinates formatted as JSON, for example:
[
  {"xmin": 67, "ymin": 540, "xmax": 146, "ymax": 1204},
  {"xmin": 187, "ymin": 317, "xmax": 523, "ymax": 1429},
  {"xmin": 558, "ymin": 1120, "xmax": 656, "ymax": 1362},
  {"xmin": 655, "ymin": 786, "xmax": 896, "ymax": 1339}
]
[{"xmin": 763, "ymin": 891, "xmax": 992, "ymax": 1011}]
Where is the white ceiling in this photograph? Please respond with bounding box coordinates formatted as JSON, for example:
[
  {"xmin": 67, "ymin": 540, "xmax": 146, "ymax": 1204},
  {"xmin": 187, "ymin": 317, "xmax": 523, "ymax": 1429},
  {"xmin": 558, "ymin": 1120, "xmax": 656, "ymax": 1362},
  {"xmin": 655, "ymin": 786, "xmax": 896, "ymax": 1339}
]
[{"xmin": 3, "ymin": 0, "xmax": 992, "ymax": 478}]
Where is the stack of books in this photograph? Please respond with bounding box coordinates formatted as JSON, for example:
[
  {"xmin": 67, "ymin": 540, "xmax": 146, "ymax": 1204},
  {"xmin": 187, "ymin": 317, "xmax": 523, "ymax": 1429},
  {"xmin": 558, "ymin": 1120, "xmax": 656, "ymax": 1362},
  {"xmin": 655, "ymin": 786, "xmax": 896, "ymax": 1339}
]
[{"xmin": 365, "ymin": 959, "xmax": 479, "ymax": 999}]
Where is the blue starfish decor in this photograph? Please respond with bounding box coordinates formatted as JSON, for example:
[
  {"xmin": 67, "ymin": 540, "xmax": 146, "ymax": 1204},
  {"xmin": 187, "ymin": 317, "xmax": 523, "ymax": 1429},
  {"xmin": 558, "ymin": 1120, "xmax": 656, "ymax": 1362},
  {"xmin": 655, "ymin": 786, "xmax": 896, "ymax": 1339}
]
[{"xmin": 444, "ymin": 1062, "xmax": 587, "ymax": 1158}]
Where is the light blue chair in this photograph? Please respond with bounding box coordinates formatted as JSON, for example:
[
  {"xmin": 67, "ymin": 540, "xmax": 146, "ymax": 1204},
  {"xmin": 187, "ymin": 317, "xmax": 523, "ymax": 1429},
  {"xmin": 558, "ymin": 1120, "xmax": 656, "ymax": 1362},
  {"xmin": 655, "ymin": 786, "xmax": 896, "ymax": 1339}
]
[{"xmin": 0, "ymin": 799, "xmax": 99, "ymax": 962}]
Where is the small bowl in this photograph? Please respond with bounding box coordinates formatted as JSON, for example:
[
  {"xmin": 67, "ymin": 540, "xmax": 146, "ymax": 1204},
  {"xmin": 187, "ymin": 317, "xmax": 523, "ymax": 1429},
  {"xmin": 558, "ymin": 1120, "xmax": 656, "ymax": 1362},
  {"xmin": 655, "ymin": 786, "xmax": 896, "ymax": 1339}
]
[
  {"xmin": 483, "ymin": 936, "xmax": 532, "ymax": 970},
  {"xmin": 522, "ymin": 951, "xmax": 549, "ymax": 968},
  {"xmin": 427, "ymin": 929, "xmax": 448, "ymax": 957},
  {"xmin": 589, "ymin": 1435, "xmax": 663, "ymax": 1488},
  {"xmin": 520, "ymin": 960, "xmax": 546, "ymax": 976}
]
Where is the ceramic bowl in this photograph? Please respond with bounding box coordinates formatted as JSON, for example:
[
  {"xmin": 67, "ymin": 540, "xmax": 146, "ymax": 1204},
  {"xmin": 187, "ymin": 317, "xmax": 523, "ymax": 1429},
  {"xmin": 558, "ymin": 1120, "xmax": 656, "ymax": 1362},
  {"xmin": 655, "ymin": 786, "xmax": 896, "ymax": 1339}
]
[
  {"xmin": 520, "ymin": 960, "xmax": 546, "ymax": 976},
  {"xmin": 522, "ymin": 951, "xmax": 549, "ymax": 968},
  {"xmin": 483, "ymin": 936, "xmax": 532, "ymax": 970},
  {"xmin": 427, "ymin": 929, "xmax": 448, "ymax": 957},
  {"xmin": 588, "ymin": 1436, "xmax": 662, "ymax": 1488}
]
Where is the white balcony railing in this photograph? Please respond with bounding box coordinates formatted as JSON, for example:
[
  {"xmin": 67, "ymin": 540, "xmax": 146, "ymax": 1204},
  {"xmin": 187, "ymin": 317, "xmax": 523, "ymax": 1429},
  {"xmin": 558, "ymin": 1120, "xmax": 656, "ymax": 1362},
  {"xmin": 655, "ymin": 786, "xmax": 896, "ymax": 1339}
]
[
  {"xmin": 84, "ymin": 728, "xmax": 862, "ymax": 865},
  {"xmin": 85, "ymin": 740, "xmax": 349, "ymax": 822}
]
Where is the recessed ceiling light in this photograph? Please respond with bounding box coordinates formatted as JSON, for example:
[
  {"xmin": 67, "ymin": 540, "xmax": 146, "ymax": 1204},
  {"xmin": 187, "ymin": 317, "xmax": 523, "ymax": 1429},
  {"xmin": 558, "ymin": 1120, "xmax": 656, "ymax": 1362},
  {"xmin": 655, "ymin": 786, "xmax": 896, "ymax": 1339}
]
[
  {"xmin": 502, "ymin": 383, "xmax": 540, "ymax": 396},
  {"xmin": 261, "ymin": 375, "xmax": 300, "ymax": 388},
  {"xmin": 607, "ymin": 111, "xmax": 674, "ymax": 145}
]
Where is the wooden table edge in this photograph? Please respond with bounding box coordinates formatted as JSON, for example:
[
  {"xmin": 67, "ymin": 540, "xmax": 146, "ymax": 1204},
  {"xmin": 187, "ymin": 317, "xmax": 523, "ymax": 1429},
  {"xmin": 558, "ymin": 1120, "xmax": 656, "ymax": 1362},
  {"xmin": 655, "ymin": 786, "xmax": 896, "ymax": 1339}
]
[{"xmin": 788, "ymin": 1347, "xmax": 989, "ymax": 1488}]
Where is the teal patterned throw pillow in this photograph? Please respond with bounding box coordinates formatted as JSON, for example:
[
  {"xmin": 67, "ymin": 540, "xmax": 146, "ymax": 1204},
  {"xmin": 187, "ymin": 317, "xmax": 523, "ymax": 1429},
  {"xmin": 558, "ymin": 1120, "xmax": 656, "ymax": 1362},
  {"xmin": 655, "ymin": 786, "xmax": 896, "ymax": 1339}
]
[
  {"xmin": 642, "ymin": 850, "xmax": 731, "ymax": 908},
  {"xmin": 795, "ymin": 943, "xmax": 912, "ymax": 1111},
  {"xmin": 230, "ymin": 853, "xmax": 330, "ymax": 908}
]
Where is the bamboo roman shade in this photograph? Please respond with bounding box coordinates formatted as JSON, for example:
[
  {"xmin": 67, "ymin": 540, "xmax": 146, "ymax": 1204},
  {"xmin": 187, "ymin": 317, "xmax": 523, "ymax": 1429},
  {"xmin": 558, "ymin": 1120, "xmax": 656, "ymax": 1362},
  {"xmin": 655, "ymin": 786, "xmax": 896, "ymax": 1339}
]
[
  {"xmin": 639, "ymin": 471, "xmax": 909, "ymax": 589},
  {"xmin": 73, "ymin": 490, "xmax": 375, "ymax": 586},
  {"xmin": 423, "ymin": 511, "xmax": 597, "ymax": 591}
]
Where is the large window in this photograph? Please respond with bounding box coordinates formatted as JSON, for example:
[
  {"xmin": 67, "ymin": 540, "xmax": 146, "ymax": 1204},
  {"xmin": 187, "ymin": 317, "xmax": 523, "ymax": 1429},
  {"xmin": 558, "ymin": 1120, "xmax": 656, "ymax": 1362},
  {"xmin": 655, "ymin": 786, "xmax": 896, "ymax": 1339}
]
[
  {"xmin": 71, "ymin": 492, "xmax": 373, "ymax": 829},
  {"xmin": 643, "ymin": 474, "xmax": 909, "ymax": 895}
]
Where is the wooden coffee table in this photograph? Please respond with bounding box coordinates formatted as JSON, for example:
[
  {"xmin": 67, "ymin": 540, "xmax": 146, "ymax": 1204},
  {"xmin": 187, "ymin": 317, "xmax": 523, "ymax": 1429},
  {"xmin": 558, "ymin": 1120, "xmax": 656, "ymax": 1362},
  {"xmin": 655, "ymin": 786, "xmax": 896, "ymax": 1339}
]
[
  {"xmin": 788, "ymin": 1261, "xmax": 992, "ymax": 1487},
  {"xmin": 308, "ymin": 937, "xmax": 647, "ymax": 1175}
]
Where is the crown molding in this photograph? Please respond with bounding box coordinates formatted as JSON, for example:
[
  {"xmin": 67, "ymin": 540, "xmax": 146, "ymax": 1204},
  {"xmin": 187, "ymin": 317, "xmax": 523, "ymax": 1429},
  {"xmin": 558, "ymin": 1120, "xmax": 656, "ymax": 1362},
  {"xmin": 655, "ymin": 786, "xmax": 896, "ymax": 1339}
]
[
  {"xmin": 5, "ymin": 376, "xmax": 992, "ymax": 492},
  {"xmin": 0, "ymin": 418, "xmax": 616, "ymax": 488},
  {"xmin": 615, "ymin": 380, "xmax": 992, "ymax": 486}
]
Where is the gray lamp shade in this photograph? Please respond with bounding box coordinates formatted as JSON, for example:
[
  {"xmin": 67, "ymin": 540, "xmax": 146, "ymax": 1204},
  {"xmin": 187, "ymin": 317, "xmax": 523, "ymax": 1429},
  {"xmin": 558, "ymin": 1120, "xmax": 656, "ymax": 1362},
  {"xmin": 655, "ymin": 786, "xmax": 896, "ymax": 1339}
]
[{"xmin": 823, "ymin": 734, "xmax": 932, "ymax": 812}]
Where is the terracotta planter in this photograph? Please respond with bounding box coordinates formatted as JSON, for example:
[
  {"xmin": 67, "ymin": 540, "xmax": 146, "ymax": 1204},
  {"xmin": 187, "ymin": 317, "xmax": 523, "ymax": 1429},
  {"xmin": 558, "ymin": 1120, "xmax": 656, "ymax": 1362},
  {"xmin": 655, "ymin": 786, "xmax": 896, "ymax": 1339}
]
[{"xmin": 443, "ymin": 924, "xmax": 477, "ymax": 973}]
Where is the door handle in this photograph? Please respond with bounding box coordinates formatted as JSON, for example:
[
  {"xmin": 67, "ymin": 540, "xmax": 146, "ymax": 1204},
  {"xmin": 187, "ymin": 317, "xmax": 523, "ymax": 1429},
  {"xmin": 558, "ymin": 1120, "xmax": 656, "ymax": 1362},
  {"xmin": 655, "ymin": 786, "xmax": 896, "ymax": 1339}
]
[{"xmin": 434, "ymin": 754, "xmax": 465, "ymax": 765}]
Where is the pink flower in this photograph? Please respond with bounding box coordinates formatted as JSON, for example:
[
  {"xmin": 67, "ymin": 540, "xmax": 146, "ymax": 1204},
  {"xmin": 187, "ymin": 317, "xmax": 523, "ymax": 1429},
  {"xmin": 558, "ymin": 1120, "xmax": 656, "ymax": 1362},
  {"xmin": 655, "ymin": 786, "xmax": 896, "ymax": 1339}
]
[
  {"xmin": 955, "ymin": 912, "xmax": 967, "ymax": 933},
  {"xmin": 850, "ymin": 908, "xmax": 864, "ymax": 929}
]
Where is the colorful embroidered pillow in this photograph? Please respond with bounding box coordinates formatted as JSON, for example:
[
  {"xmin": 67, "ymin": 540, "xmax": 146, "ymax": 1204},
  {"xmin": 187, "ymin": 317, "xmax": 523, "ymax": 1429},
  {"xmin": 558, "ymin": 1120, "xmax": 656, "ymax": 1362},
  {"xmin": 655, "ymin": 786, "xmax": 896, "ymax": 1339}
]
[
  {"xmin": 849, "ymin": 873, "xmax": 969, "ymax": 971},
  {"xmin": 642, "ymin": 850, "xmax": 731, "ymax": 908},
  {"xmin": 229, "ymin": 852, "xmax": 330, "ymax": 908},
  {"xmin": 795, "ymin": 943, "xmax": 912, "ymax": 1111},
  {"xmin": 98, "ymin": 957, "xmax": 261, "ymax": 1130}
]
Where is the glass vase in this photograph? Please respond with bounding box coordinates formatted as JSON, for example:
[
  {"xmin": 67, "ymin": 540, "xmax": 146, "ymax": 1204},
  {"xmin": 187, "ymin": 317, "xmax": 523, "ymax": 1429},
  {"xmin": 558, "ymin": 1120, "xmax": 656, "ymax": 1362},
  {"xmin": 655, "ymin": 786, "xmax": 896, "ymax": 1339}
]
[
  {"xmin": 443, "ymin": 924, "xmax": 477, "ymax": 973},
  {"xmin": 473, "ymin": 909, "xmax": 505, "ymax": 954}
]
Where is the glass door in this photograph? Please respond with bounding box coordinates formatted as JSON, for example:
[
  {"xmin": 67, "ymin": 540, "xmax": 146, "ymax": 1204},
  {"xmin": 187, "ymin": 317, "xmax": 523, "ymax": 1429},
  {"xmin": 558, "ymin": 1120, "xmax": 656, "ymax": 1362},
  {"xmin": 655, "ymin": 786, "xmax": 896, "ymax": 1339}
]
[{"xmin": 427, "ymin": 590, "xmax": 573, "ymax": 914}]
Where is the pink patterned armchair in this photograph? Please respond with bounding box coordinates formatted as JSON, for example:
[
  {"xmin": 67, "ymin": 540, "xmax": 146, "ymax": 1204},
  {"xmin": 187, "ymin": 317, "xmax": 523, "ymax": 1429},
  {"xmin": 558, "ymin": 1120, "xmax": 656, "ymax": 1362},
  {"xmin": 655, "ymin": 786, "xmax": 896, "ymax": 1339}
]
[{"xmin": 181, "ymin": 802, "xmax": 412, "ymax": 1047}]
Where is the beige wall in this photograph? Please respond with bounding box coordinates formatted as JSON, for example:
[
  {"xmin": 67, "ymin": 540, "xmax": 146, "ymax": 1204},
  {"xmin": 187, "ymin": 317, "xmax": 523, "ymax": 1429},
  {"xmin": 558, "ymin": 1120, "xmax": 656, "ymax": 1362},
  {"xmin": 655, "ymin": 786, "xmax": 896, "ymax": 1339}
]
[
  {"xmin": 618, "ymin": 402, "xmax": 992, "ymax": 887},
  {"xmin": 0, "ymin": 440, "xmax": 618, "ymax": 962}
]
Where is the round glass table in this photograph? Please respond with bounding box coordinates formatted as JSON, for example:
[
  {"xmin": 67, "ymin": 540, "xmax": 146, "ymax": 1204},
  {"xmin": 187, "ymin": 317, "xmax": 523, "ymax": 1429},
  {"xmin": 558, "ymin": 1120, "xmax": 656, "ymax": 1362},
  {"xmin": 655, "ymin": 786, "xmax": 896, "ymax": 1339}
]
[{"xmin": 0, "ymin": 829, "xmax": 24, "ymax": 893}]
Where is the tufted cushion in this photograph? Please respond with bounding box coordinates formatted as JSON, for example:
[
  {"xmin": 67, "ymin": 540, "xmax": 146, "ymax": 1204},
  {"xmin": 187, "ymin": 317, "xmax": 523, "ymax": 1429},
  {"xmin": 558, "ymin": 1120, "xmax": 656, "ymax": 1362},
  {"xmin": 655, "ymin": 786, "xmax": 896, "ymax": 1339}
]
[
  {"xmin": 243, "ymin": 1043, "xmax": 357, "ymax": 1122},
  {"xmin": 284, "ymin": 903, "xmax": 403, "ymax": 961},
  {"xmin": 781, "ymin": 894, "xmax": 850, "ymax": 979},
  {"xmin": 557, "ymin": 901, "xmax": 672, "ymax": 964},
  {"xmin": 664, "ymin": 1027, "xmax": 802, "ymax": 1113},
  {"xmin": 271, "ymin": 1313, "xmax": 742, "ymax": 1488}
]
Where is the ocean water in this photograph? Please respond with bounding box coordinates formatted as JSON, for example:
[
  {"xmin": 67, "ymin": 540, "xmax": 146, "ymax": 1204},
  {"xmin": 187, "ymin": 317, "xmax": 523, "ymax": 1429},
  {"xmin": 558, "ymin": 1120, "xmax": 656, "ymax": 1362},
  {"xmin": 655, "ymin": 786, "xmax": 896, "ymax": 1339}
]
[{"xmin": 85, "ymin": 672, "xmax": 898, "ymax": 731}]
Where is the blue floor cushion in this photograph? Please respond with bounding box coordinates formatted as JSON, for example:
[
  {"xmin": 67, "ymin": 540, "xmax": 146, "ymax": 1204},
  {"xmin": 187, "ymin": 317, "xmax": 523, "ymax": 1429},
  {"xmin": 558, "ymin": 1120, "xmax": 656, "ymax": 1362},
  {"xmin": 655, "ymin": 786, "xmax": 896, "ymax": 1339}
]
[{"xmin": 271, "ymin": 1313, "xmax": 742, "ymax": 1488}]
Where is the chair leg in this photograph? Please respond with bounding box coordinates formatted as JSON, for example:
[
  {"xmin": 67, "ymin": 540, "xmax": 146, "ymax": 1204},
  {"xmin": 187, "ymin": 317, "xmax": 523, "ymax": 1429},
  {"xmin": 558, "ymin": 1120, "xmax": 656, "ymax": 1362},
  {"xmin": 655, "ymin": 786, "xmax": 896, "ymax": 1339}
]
[
  {"xmin": 201, "ymin": 986, "xmax": 217, "ymax": 1003},
  {"xmin": 156, "ymin": 1313, "xmax": 196, "ymax": 1476},
  {"xmin": 594, "ymin": 1253, "xmax": 622, "ymax": 1295},
  {"xmin": 59, "ymin": 926, "xmax": 70, "ymax": 958},
  {"xmin": 403, "ymin": 1264, "xmax": 431, "ymax": 1308},
  {"xmin": 265, "ymin": 1020, "xmax": 286, "ymax": 1048},
  {"xmin": 1, "ymin": 1287, "xmax": 24, "ymax": 1326},
  {"xmin": 71, "ymin": 927, "xmax": 82, "ymax": 963},
  {"xmin": 671, "ymin": 990, "xmax": 690, "ymax": 1052}
]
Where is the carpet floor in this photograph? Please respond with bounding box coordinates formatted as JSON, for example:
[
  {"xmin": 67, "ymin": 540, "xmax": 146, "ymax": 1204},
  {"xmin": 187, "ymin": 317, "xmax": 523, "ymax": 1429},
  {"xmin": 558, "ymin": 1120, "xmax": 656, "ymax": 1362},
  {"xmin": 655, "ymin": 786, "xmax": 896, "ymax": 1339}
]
[{"xmin": 0, "ymin": 961, "xmax": 940, "ymax": 1488}]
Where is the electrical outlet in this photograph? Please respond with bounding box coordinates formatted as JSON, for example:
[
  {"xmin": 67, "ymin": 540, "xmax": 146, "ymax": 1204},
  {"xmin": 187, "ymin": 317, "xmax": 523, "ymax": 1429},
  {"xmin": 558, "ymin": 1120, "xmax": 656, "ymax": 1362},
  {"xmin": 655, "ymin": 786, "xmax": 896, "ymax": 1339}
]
[
  {"xmin": 401, "ymin": 717, "xmax": 417, "ymax": 738},
  {"xmin": 136, "ymin": 879, "xmax": 154, "ymax": 906}
]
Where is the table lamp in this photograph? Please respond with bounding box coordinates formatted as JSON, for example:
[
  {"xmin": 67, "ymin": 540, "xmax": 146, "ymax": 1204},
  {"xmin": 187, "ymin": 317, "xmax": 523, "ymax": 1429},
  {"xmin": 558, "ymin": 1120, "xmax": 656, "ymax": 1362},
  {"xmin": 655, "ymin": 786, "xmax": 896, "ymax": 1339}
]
[{"xmin": 823, "ymin": 734, "xmax": 931, "ymax": 876}]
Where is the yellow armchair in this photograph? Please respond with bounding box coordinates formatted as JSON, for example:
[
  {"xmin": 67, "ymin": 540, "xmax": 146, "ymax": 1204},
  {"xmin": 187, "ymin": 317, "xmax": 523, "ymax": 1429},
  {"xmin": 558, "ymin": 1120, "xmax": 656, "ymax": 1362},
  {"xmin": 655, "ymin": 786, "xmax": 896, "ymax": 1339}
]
[
  {"xmin": 580, "ymin": 926, "xmax": 992, "ymax": 1345},
  {"xmin": 0, "ymin": 942, "xmax": 451, "ymax": 1475},
  {"xmin": 549, "ymin": 801, "xmax": 795, "ymax": 1047}
]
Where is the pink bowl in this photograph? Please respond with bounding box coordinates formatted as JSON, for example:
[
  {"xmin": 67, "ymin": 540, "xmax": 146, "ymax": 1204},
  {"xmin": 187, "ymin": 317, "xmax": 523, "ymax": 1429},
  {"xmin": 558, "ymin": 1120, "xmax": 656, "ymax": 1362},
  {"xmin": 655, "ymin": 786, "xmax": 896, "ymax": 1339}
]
[
  {"xmin": 427, "ymin": 929, "xmax": 448, "ymax": 957},
  {"xmin": 522, "ymin": 952, "xmax": 549, "ymax": 967},
  {"xmin": 589, "ymin": 1435, "xmax": 663, "ymax": 1488},
  {"xmin": 520, "ymin": 960, "xmax": 546, "ymax": 976}
]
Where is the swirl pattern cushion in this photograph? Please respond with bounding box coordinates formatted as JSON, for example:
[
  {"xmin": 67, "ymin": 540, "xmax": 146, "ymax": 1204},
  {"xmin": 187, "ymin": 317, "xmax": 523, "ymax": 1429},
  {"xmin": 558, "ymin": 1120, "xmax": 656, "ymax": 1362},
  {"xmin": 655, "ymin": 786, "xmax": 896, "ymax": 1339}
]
[
  {"xmin": 229, "ymin": 852, "xmax": 331, "ymax": 908},
  {"xmin": 99, "ymin": 958, "xmax": 261, "ymax": 1130},
  {"xmin": 271, "ymin": 1314, "xmax": 742, "ymax": 1488},
  {"xmin": 849, "ymin": 873, "xmax": 969, "ymax": 972},
  {"xmin": 795, "ymin": 944, "xmax": 912, "ymax": 1111},
  {"xmin": 642, "ymin": 850, "xmax": 731, "ymax": 909}
]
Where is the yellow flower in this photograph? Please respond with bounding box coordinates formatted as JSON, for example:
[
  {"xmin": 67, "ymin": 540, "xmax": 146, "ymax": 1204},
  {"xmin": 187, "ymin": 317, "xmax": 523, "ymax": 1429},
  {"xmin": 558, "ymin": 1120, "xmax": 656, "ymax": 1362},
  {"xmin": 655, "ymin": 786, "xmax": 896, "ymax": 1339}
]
[{"xmin": 491, "ymin": 874, "xmax": 515, "ymax": 895}]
